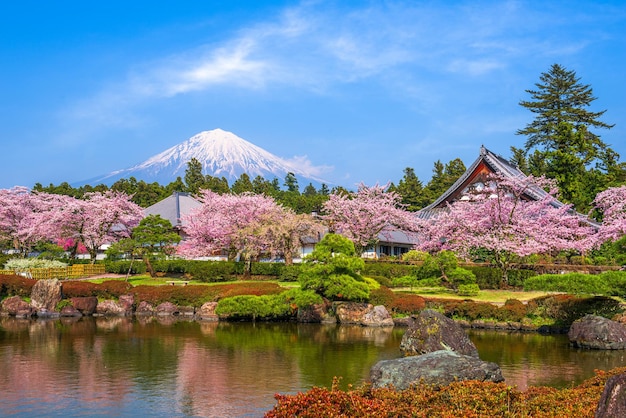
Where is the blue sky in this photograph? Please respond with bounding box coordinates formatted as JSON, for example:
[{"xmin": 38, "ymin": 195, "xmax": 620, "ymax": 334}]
[{"xmin": 1, "ymin": 0, "xmax": 624, "ymax": 190}]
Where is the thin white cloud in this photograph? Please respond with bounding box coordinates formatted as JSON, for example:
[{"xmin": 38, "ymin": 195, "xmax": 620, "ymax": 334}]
[
  {"xmin": 63, "ymin": 0, "xmax": 611, "ymax": 136},
  {"xmin": 284, "ymin": 155, "xmax": 334, "ymax": 179}
]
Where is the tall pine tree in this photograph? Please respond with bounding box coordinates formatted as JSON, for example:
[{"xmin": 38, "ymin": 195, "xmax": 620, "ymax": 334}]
[{"xmin": 516, "ymin": 64, "xmax": 620, "ymax": 211}]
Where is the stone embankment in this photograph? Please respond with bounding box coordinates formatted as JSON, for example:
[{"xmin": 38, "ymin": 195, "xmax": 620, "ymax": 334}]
[{"xmin": 0, "ymin": 279, "xmax": 395, "ymax": 326}]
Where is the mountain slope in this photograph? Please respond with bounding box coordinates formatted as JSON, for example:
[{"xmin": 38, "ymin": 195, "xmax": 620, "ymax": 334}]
[{"xmin": 81, "ymin": 129, "xmax": 329, "ymax": 186}]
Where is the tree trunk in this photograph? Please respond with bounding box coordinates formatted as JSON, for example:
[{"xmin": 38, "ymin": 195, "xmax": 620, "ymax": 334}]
[
  {"xmin": 284, "ymin": 251, "xmax": 293, "ymax": 266},
  {"xmin": 144, "ymin": 256, "xmax": 156, "ymax": 277}
]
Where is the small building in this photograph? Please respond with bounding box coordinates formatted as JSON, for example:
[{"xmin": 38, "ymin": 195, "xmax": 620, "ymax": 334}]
[
  {"xmin": 419, "ymin": 146, "xmax": 569, "ymax": 218},
  {"xmin": 143, "ymin": 192, "xmax": 202, "ymax": 238}
]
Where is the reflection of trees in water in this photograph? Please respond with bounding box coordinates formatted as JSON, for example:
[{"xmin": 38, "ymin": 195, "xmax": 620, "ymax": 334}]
[
  {"xmin": 468, "ymin": 329, "xmax": 626, "ymax": 390},
  {"xmin": 5, "ymin": 319, "xmax": 618, "ymax": 415}
]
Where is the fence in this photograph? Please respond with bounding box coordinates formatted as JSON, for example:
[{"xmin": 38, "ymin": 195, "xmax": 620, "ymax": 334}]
[{"xmin": 0, "ymin": 264, "xmax": 105, "ymax": 280}]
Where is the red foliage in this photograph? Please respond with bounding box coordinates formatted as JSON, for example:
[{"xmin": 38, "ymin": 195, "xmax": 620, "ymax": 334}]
[
  {"xmin": 0, "ymin": 274, "xmax": 36, "ymax": 297},
  {"xmin": 265, "ymin": 367, "xmax": 626, "ymax": 417}
]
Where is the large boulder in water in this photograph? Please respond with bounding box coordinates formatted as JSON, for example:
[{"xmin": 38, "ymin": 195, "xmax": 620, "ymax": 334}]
[
  {"xmin": 71, "ymin": 297, "xmax": 98, "ymax": 315},
  {"xmin": 333, "ymin": 302, "xmax": 372, "ymax": 324},
  {"xmin": 369, "ymin": 350, "xmax": 504, "ymax": 389},
  {"xmin": 1, "ymin": 296, "xmax": 35, "ymax": 318},
  {"xmin": 400, "ymin": 309, "xmax": 479, "ymax": 358},
  {"xmin": 333, "ymin": 302, "xmax": 394, "ymax": 327},
  {"xmin": 30, "ymin": 279, "xmax": 63, "ymax": 312},
  {"xmin": 568, "ymin": 315, "xmax": 626, "ymax": 350},
  {"xmin": 362, "ymin": 305, "xmax": 395, "ymax": 327}
]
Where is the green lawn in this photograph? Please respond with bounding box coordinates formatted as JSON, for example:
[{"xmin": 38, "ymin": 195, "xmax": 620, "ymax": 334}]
[
  {"xmin": 397, "ymin": 286, "xmax": 554, "ymax": 304},
  {"xmin": 88, "ymin": 275, "xmax": 299, "ymax": 288},
  {"xmin": 88, "ymin": 275, "xmax": 552, "ymax": 304}
]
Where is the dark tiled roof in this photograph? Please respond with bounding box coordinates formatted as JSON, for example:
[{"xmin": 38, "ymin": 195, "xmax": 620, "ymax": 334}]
[{"xmin": 143, "ymin": 192, "xmax": 202, "ymax": 228}]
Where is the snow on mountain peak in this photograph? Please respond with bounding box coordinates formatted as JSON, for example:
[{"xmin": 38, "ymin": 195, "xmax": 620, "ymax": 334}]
[{"xmin": 80, "ymin": 129, "xmax": 330, "ymax": 186}]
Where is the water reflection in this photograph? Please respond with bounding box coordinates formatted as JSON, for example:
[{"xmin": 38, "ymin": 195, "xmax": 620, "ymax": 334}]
[
  {"xmin": 469, "ymin": 329, "xmax": 626, "ymax": 390},
  {"xmin": 0, "ymin": 318, "xmax": 403, "ymax": 417},
  {"xmin": 2, "ymin": 318, "xmax": 625, "ymax": 417}
]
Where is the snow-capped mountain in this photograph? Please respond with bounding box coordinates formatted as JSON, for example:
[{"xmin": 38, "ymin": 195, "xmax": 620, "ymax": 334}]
[{"xmin": 81, "ymin": 129, "xmax": 330, "ymax": 186}]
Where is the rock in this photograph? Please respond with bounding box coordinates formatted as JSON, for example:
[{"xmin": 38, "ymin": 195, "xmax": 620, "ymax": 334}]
[
  {"xmin": 178, "ymin": 306, "xmax": 195, "ymax": 317},
  {"xmin": 198, "ymin": 302, "xmax": 219, "ymax": 321},
  {"xmin": 118, "ymin": 294, "xmax": 135, "ymax": 314},
  {"xmin": 136, "ymin": 301, "xmax": 155, "ymax": 316},
  {"xmin": 156, "ymin": 302, "xmax": 179, "ymax": 316},
  {"xmin": 393, "ymin": 317, "xmax": 413, "ymax": 327},
  {"xmin": 361, "ymin": 305, "xmax": 394, "ymax": 327},
  {"xmin": 334, "ymin": 302, "xmax": 373, "ymax": 325},
  {"xmin": 96, "ymin": 300, "xmax": 128, "ymax": 316},
  {"xmin": 369, "ymin": 350, "xmax": 504, "ymax": 390},
  {"xmin": 71, "ymin": 297, "xmax": 98, "ymax": 315},
  {"xmin": 400, "ymin": 309, "xmax": 479, "ymax": 358},
  {"xmin": 596, "ymin": 372, "xmax": 626, "ymax": 418},
  {"xmin": 60, "ymin": 305, "xmax": 82, "ymax": 317},
  {"xmin": 297, "ymin": 303, "xmax": 330, "ymax": 323},
  {"xmin": 1, "ymin": 296, "xmax": 35, "ymax": 318},
  {"xmin": 568, "ymin": 315, "xmax": 626, "ymax": 350},
  {"xmin": 30, "ymin": 279, "xmax": 63, "ymax": 311}
]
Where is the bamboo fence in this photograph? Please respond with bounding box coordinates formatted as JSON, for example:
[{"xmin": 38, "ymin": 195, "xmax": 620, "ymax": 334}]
[{"xmin": 0, "ymin": 264, "xmax": 105, "ymax": 279}]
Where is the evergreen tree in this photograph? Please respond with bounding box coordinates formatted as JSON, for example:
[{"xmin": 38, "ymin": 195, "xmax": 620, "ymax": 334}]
[
  {"xmin": 284, "ymin": 172, "xmax": 300, "ymax": 193},
  {"xmin": 231, "ymin": 173, "xmax": 254, "ymax": 195},
  {"xmin": 303, "ymin": 183, "xmax": 318, "ymax": 197},
  {"xmin": 184, "ymin": 158, "xmax": 206, "ymax": 194},
  {"xmin": 392, "ymin": 167, "xmax": 424, "ymax": 211},
  {"xmin": 516, "ymin": 64, "xmax": 619, "ymax": 211}
]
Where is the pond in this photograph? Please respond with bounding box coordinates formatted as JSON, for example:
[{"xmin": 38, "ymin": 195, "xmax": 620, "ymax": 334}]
[{"xmin": 1, "ymin": 317, "xmax": 625, "ymax": 417}]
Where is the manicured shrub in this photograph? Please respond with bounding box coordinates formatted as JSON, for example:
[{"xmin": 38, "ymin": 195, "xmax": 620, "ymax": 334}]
[
  {"xmin": 452, "ymin": 301, "xmax": 499, "ymax": 321},
  {"xmin": 368, "ymin": 275, "xmax": 393, "ymax": 287},
  {"xmin": 62, "ymin": 280, "xmax": 103, "ymax": 298},
  {"xmin": 466, "ymin": 265, "xmax": 536, "ymax": 289},
  {"xmin": 415, "ymin": 277, "xmax": 442, "ymax": 288},
  {"xmin": 278, "ymin": 265, "xmax": 301, "ymax": 282},
  {"xmin": 188, "ymin": 261, "xmax": 237, "ymax": 282},
  {"xmin": 401, "ymin": 250, "xmax": 429, "ymax": 262},
  {"xmin": 104, "ymin": 260, "xmax": 147, "ymax": 275},
  {"xmin": 449, "ymin": 267, "xmax": 476, "ymax": 287},
  {"xmin": 497, "ymin": 299, "xmax": 528, "ymax": 322},
  {"xmin": 457, "ymin": 283, "xmax": 480, "ymax": 297},
  {"xmin": 62, "ymin": 280, "xmax": 133, "ymax": 299},
  {"xmin": 527, "ymin": 294, "xmax": 623, "ymax": 326},
  {"xmin": 250, "ymin": 262, "xmax": 284, "ymax": 276},
  {"xmin": 388, "ymin": 293, "xmax": 426, "ymax": 315},
  {"xmin": 599, "ymin": 270, "xmax": 626, "ymax": 297},
  {"xmin": 0, "ymin": 274, "xmax": 36, "ymax": 297},
  {"xmin": 215, "ymin": 294, "xmax": 295, "ymax": 320},
  {"xmin": 390, "ymin": 275, "xmax": 418, "ymax": 288},
  {"xmin": 363, "ymin": 261, "xmax": 419, "ymax": 279},
  {"xmin": 151, "ymin": 259, "xmax": 190, "ymax": 274},
  {"xmin": 281, "ymin": 288, "xmax": 323, "ymax": 309},
  {"xmin": 524, "ymin": 273, "xmax": 612, "ymax": 295},
  {"xmin": 4, "ymin": 258, "xmax": 67, "ymax": 270},
  {"xmin": 368, "ymin": 286, "xmax": 395, "ymax": 308}
]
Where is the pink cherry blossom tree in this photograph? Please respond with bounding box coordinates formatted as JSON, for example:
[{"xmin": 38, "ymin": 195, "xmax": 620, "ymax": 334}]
[
  {"xmin": 416, "ymin": 173, "xmax": 596, "ymax": 283},
  {"xmin": 53, "ymin": 191, "xmax": 144, "ymax": 262},
  {"xmin": 322, "ymin": 183, "xmax": 418, "ymax": 254},
  {"xmin": 0, "ymin": 187, "xmax": 66, "ymax": 256},
  {"xmin": 254, "ymin": 211, "xmax": 324, "ymax": 265},
  {"xmin": 179, "ymin": 191, "xmax": 324, "ymax": 274},
  {"xmin": 591, "ymin": 185, "xmax": 626, "ymax": 246},
  {"xmin": 178, "ymin": 191, "xmax": 281, "ymax": 269}
]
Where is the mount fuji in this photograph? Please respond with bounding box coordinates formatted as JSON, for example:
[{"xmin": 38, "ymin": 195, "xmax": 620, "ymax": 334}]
[{"xmin": 80, "ymin": 129, "xmax": 331, "ymax": 186}]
